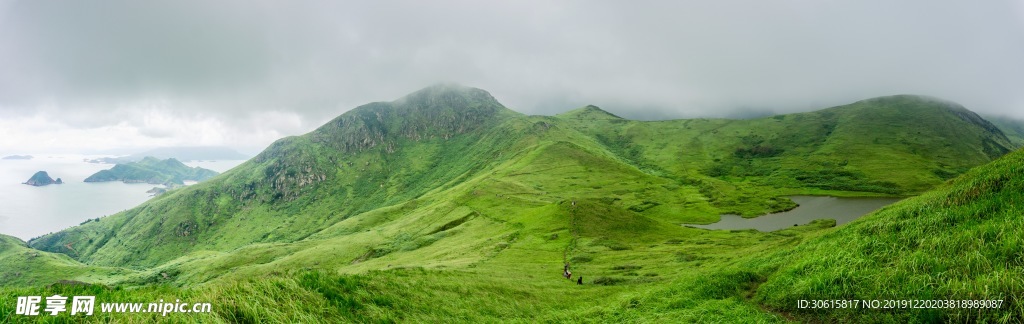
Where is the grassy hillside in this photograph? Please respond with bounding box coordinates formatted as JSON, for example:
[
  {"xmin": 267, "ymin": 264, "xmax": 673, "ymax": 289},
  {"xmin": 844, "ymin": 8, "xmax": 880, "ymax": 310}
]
[
  {"xmin": 744, "ymin": 147, "xmax": 1024, "ymax": 322},
  {"xmin": 28, "ymin": 85, "xmax": 548, "ymax": 267},
  {"xmin": 560, "ymin": 95, "xmax": 1012, "ymax": 195},
  {"xmin": 0, "ymin": 235, "xmax": 137, "ymax": 288},
  {"xmin": 6, "ymin": 85, "xmax": 1018, "ymax": 322},
  {"xmin": 987, "ymin": 114, "xmax": 1024, "ymax": 148}
]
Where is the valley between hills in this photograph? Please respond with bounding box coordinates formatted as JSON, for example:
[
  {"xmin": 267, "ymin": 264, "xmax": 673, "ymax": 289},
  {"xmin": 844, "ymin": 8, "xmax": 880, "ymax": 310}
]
[{"xmin": 2, "ymin": 85, "xmax": 1022, "ymax": 322}]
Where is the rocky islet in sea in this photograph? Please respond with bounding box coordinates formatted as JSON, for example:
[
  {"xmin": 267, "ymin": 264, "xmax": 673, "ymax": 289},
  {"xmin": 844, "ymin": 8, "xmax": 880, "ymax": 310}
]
[{"xmin": 23, "ymin": 171, "xmax": 63, "ymax": 186}]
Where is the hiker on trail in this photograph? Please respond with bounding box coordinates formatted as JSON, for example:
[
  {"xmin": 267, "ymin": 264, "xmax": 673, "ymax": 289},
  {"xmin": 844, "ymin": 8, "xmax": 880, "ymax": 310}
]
[{"xmin": 577, "ymin": 276, "xmax": 583, "ymax": 285}]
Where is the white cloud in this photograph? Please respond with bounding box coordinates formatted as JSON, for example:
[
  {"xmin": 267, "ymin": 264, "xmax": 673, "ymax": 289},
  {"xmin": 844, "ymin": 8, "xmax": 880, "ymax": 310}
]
[
  {"xmin": 1, "ymin": 0, "xmax": 1023, "ymax": 154},
  {"xmin": 0, "ymin": 104, "xmax": 310, "ymax": 154}
]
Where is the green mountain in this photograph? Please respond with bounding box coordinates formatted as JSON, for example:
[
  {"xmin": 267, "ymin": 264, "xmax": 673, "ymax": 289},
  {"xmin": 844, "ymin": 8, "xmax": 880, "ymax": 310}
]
[
  {"xmin": 10, "ymin": 85, "xmax": 1019, "ymax": 322},
  {"xmin": 83, "ymin": 157, "xmax": 219, "ymax": 185},
  {"xmin": 986, "ymin": 114, "xmax": 1024, "ymax": 148},
  {"xmin": 556, "ymin": 104, "xmax": 624, "ymax": 120},
  {"xmin": 562, "ymin": 95, "xmax": 1012, "ymax": 195}
]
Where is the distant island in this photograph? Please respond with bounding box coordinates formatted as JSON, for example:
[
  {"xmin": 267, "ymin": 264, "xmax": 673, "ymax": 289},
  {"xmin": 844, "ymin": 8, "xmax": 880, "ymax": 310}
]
[
  {"xmin": 3, "ymin": 155, "xmax": 33, "ymax": 160},
  {"xmin": 146, "ymin": 187, "xmax": 169, "ymax": 196},
  {"xmin": 23, "ymin": 171, "xmax": 63, "ymax": 186},
  {"xmin": 85, "ymin": 146, "xmax": 249, "ymax": 164},
  {"xmin": 84, "ymin": 157, "xmax": 130, "ymax": 164},
  {"xmin": 84, "ymin": 157, "xmax": 219, "ymax": 185}
]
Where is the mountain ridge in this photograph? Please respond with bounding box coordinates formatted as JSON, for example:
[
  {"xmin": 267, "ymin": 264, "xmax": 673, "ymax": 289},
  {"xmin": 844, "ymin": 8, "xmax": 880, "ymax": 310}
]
[
  {"xmin": 8, "ymin": 85, "xmax": 1021, "ymax": 322},
  {"xmin": 556, "ymin": 105, "xmax": 624, "ymax": 120},
  {"xmin": 986, "ymin": 114, "xmax": 1024, "ymax": 148},
  {"xmin": 26, "ymin": 85, "xmax": 1012, "ymax": 275}
]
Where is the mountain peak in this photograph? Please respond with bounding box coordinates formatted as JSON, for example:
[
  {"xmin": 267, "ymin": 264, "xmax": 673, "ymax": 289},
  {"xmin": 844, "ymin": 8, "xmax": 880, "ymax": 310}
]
[
  {"xmin": 413, "ymin": 82, "xmax": 477, "ymax": 93},
  {"xmin": 556, "ymin": 105, "xmax": 623, "ymax": 120},
  {"xmin": 849, "ymin": 94, "xmax": 1007, "ymax": 140},
  {"xmin": 302, "ymin": 84, "xmax": 513, "ymax": 155},
  {"xmin": 857, "ymin": 94, "xmax": 968, "ymax": 112},
  {"xmin": 393, "ymin": 83, "xmax": 502, "ymax": 110}
]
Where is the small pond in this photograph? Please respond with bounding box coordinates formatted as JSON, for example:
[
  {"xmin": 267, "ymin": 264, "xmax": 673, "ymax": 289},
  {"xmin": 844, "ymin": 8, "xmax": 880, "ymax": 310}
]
[{"xmin": 686, "ymin": 195, "xmax": 902, "ymax": 232}]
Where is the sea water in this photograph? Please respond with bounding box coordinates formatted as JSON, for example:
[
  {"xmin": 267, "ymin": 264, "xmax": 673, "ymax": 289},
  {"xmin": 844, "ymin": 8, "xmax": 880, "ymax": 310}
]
[{"xmin": 0, "ymin": 155, "xmax": 245, "ymax": 241}]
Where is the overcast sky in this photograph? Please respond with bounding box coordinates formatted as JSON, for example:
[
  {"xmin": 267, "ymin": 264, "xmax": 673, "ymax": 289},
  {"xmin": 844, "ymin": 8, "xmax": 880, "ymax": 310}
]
[{"xmin": 2, "ymin": 0, "xmax": 1023, "ymax": 154}]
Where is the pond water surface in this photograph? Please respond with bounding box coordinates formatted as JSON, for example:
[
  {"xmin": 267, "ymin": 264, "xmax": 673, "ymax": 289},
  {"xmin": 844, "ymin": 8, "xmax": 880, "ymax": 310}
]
[{"xmin": 686, "ymin": 195, "xmax": 902, "ymax": 231}]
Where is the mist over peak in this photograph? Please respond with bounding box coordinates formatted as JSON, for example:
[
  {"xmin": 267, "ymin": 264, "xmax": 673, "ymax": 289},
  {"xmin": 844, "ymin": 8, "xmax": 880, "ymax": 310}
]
[{"xmin": 1, "ymin": 0, "xmax": 1021, "ymax": 153}]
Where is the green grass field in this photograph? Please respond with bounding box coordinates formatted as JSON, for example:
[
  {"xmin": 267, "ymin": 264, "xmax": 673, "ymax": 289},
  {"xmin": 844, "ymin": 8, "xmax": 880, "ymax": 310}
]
[{"xmin": 2, "ymin": 85, "xmax": 1019, "ymax": 322}]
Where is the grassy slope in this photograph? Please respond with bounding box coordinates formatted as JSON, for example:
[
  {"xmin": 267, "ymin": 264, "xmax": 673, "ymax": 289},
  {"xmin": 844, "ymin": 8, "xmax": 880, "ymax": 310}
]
[
  {"xmin": 560, "ymin": 95, "xmax": 1011, "ymax": 196},
  {"xmin": 986, "ymin": 114, "xmax": 1024, "ymax": 148},
  {"xmin": 30, "ymin": 93, "xmax": 1009, "ymax": 268},
  {"xmin": 747, "ymin": 147, "xmax": 1024, "ymax": 322},
  {"xmin": 27, "ymin": 86, "xmax": 529, "ymax": 268},
  {"xmin": 0, "ymin": 235, "xmax": 138, "ymax": 288},
  {"xmin": 2, "ymin": 126, "xmax": 826, "ymax": 322},
  {"xmin": 5, "ymin": 87, "xmax": 1018, "ymax": 322}
]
